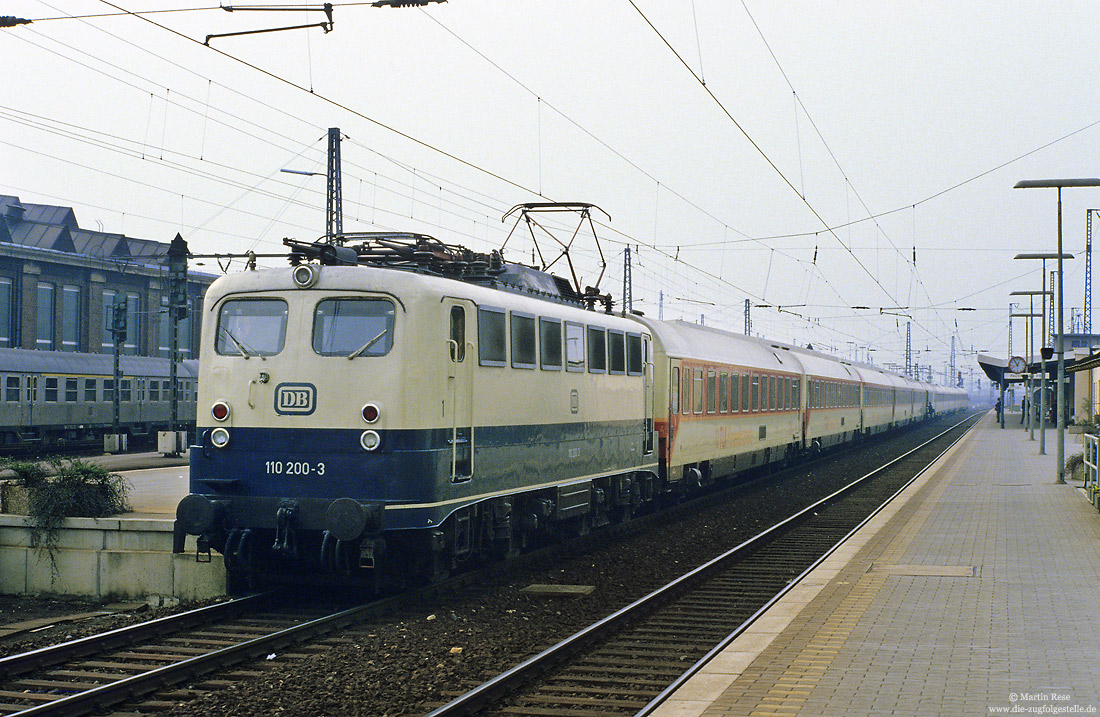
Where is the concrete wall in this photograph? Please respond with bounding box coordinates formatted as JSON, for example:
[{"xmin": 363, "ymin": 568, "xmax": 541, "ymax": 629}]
[{"xmin": 0, "ymin": 514, "xmax": 225, "ymax": 605}]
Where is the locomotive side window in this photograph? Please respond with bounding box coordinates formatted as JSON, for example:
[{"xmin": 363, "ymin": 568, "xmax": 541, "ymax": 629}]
[
  {"xmin": 587, "ymin": 327, "xmax": 607, "ymax": 373},
  {"xmin": 671, "ymin": 367, "xmax": 679, "ymax": 413},
  {"xmin": 626, "ymin": 334, "xmax": 643, "ymax": 375},
  {"xmin": 510, "ymin": 312, "xmax": 536, "ymax": 369},
  {"xmin": 540, "ymin": 318, "xmax": 562, "ymax": 370},
  {"xmin": 216, "ymin": 299, "xmax": 288, "ymax": 357},
  {"xmin": 477, "ymin": 307, "xmax": 507, "ymax": 367},
  {"xmin": 314, "ymin": 298, "xmax": 395, "ymax": 358},
  {"xmin": 565, "ymin": 322, "xmax": 584, "ymax": 372},
  {"xmin": 449, "ymin": 307, "xmax": 465, "ymax": 362},
  {"xmin": 609, "ymin": 330, "xmax": 626, "ymax": 375}
]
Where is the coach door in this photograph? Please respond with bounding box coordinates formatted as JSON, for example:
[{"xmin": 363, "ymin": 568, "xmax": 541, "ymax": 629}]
[
  {"xmin": 446, "ymin": 299, "xmax": 474, "ymax": 482},
  {"xmin": 642, "ymin": 336, "xmax": 654, "ymax": 455}
]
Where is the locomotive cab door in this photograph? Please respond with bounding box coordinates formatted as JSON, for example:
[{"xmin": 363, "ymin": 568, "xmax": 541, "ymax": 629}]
[{"xmin": 445, "ymin": 299, "xmax": 474, "ymax": 482}]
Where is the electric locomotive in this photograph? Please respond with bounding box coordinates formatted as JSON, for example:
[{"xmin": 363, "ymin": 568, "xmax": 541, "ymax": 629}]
[{"xmin": 175, "ymin": 232, "xmax": 659, "ymax": 590}]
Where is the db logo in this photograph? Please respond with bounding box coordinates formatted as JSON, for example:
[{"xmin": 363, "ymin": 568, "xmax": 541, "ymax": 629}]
[{"xmin": 274, "ymin": 383, "xmax": 317, "ymax": 415}]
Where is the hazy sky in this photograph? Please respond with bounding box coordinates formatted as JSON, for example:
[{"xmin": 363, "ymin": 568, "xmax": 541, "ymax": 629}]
[{"xmin": 5, "ymin": 1, "xmax": 1100, "ymax": 381}]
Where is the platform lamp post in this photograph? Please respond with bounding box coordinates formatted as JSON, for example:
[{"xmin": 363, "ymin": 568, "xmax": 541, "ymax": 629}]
[
  {"xmin": 1015, "ymin": 177, "xmax": 1100, "ymax": 482},
  {"xmin": 1015, "ymin": 255, "xmax": 1072, "ymax": 456},
  {"xmin": 1009, "ymin": 296, "xmax": 1045, "ymax": 441}
]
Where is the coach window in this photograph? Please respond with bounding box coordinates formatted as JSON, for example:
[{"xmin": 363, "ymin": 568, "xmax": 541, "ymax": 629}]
[
  {"xmin": 626, "ymin": 334, "xmax": 643, "ymax": 376},
  {"xmin": 217, "ymin": 299, "xmax": 288, "ymax": 357},
  {"xmin": 449, "ymin": 307, "xmax": 466, "ymax": 362},
  {"xmin": 65, "ymin": 378, "xmax": 78, "ymax": 403},
  {"xmin": 768, "ymin": 375, "xmax": 776, "ymax": 410},
  {"xmin": 671, "ymin": 367, "xmax": 680, "ymax": 413},
  {"xmin": 707, "ymin": 369, "xmax": 717, "ymax": 413},
  {"xmin": 477, "ymin": 307, "xmax": 507, "ymax": 367},
  {"xmin": 793, "ymin": 378, "xmax": 800, "ymax": 408},
  {"xmin": 43, "ymin": 377, "xmax": 58, "ymax": 403},
  {"xmin": 510, "ymin": 312, "xmax": 536, "ymax": 369},
  {"xmin": 609, "ymin": 330, "xmax": 626, "ymax": 375},
  {"xmin": 84, "ymin": 378, "xmax": 96, "ymax": 402},
  {"xmin": 315, "ymin": 298, "xmax": 396, "ymax": 358},
  {"xmin": 682, "ymin": 368, "xmax": 691, "ymax": 414},
  {"xmin": 693, "ymin": 369, "xmax": 704, "ymax": 414},
  {"xmin": 741, "ymin": 374, "xmax": 750, "ymax": 412},
  {"xmin": 719, "ymin": 372, "xmax": 728, "ymax": 412},
  {"xmin": 587, "ymin": 327, "xmax": 607, "ymax": 373},
  {"xmin": 565, "ymin": 322, "xmax": 584, "ymax": 372},
  {"xmin": 150, "ymin": 380, "xmax": 160, "ymax": 402},
  {"xmin": 121, "ymin": 379, "xmax": 132, "ymax": 403},
  {"xmin": 731, "ymin": 373, "xmax": 740, "ymax": 412},
  {"xmin": 540, "ymin": 318, "xmax": 562, "ymax": 370},
  {"xmin": 5, "ymin": 376, "xmax": 19, "ymax": 402},
  {"xmin": 750, "ymin": 375, "xmax": 759, "ymax": 412}
]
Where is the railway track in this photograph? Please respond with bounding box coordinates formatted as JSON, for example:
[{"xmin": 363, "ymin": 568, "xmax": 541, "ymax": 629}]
[
  {"xmin": 426, "ymin": 413, "xmax": 980, "ymax": 717},
  {"xmin": 0, "ymin": 592, "xmax": 393, "ymax": 717}
]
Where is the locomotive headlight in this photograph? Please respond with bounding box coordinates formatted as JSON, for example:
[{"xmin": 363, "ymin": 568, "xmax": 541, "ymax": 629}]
[
  {"xmin": 210, "ymin": 427, "xmax": 230, "ymax": 448},
  {"xmin": 211, "ymin": 401, "xmax": 231, "ymax": 422},
  {"xmin": 292, "ymin": 263, "xmax": 319, "ymax": 289},
  {"xmin": 360, "ymin": 430, "xmax": 381, "ymax": 451},
  {"xmin": 362, "ymin": 403, "xmax": 380, "ymax": 423}
]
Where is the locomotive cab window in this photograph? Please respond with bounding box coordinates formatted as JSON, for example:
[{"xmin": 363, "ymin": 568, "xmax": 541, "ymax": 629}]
[
  {"xmin": 478, "ymin": 307, "xmax": 507, "ymax": 367},
  {"xmin": 449, "ymin": 306, "xmax": 465, "ymax": 362},
  {"xmin": 314, "ymin": 298, "xmax": 395, "ymax": 358},
  {"xmin": 510, "ymin": 312, "xmax": 536, "ymax": 369},
  {"xmin": 540, "ymin": 318, "xmax": 562, "ymax": 370},
  {"xmin": 216, "ymin": 299, "xmax": 288, "ymax": 357}
]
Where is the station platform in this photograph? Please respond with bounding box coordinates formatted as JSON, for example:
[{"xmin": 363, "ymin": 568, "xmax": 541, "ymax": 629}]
[
  {"xmin": 653, "ymin": 412, "xmax": 1100, "ymax": 717},
  {"xmin": 0, "ymin": 454, "xmax": 223, "ymax": 603}
]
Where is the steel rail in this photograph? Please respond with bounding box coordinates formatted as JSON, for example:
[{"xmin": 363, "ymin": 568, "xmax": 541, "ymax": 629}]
[
  {"xmin": 425, "ymin": 412, "xmax": 981, "ymax": 717},
  {"xmin": 6, "ymin": 595, "xmax": 393, "ymax": 717},
  {"xmin": 0, "ymin": 592, "xmax": 272, "ymax": 678}
]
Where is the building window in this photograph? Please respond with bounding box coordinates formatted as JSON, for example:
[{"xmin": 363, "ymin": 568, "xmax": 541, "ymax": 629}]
[
  {"xmin": 61, "ymin": 285, "xmax": 80, "ymax": 352},
  {"xmin": 102, "ymin": 289, "xmax": 116, "ymax": 351},
  {"xmin": 0, "ymin": 277, "xmax": 12, "ymax": 348},
  {"xmin": 36, "ymin": 282, "xmax": 55, "ymax": 350},
  {"xmin": 124, "ymin": 293, "xmax": 140, "ymax": 355}
]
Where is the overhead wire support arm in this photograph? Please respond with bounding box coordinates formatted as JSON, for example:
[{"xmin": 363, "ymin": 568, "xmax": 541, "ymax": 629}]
[{"xmin": 205, "ymin": 3, "xmax": 333, "ymax": 45}]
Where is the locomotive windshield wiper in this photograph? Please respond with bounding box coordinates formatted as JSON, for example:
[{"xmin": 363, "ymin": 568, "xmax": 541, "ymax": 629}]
[
  {"xmin": 347, "ymin": 329, "xmax": 388, "ymax": 360},
  {"xmin": 220, "ymin": 326, "xmax": 259, "ymax": 359}
]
